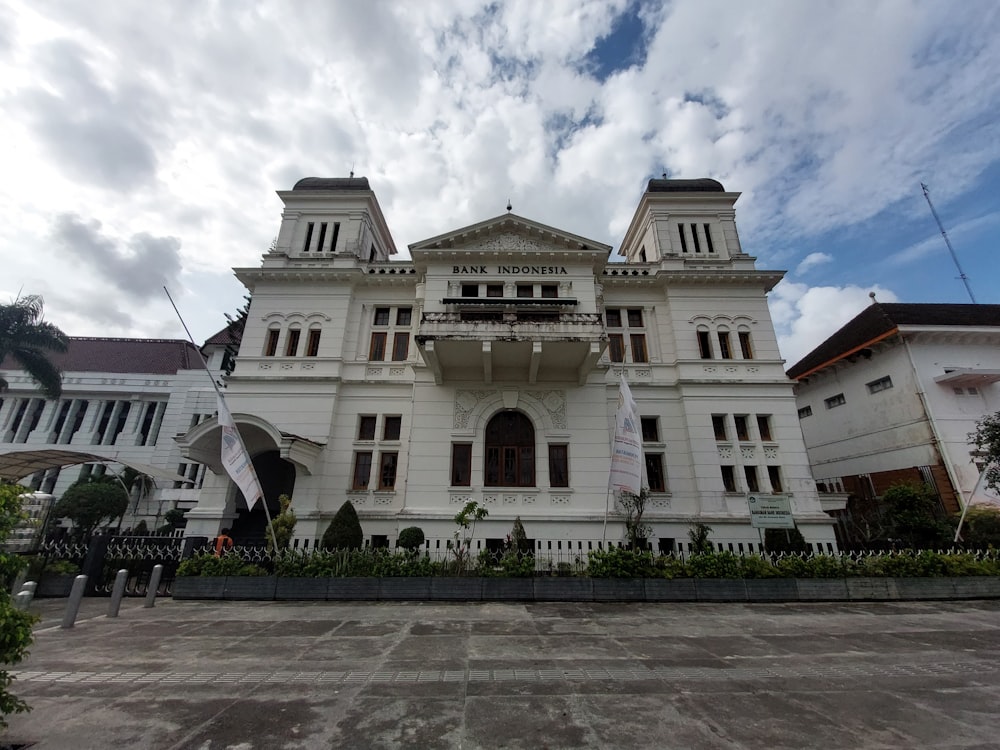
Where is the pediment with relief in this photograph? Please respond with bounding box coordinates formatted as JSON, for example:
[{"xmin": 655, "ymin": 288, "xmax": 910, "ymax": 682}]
[{"xmin": 409, "ymin": 213, "xmax": 611, "ymax": 255}]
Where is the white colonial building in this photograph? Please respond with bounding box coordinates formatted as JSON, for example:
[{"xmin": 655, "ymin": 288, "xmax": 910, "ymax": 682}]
[
  {"xmin": 178, "ymin": 176, "xmax": 838, "ymax": 554},
  {"xmin": 787, "ymin": 301, "xmax": 1000, "ymax": 538}
]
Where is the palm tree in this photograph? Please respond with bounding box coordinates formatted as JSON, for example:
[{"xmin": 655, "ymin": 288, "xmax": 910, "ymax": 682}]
[{"xmin": 0, "ymin": 295, "xmax": 69, "ymax": 398}]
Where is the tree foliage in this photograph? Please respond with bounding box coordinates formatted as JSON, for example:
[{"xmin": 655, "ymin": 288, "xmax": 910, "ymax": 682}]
[
  {"xmin": 510, "ymin": 516, "xmax": 529, "ymax": 554},
  {"xmin": 883, "ymin": 482, "xmax": 950, "ymax": 549},
  {"xmin": 221, "ymin": 294, "xmax": 250, "ymax": 379},
  {"xmin": 0, "ymin": 483, "xmax": 38, "ymax": 727},
  {"xmin": 321, "ymin": 501, "xmax": 363, "ymax": 550},
  {"xmin": 52, "ymin": 477, "xmax": 129, "ymax": 540},
  {"xmin": 267, "ymin": 494, "xmax": 297, "ymax": 553},
  {"xmin": 970, "ymin": 412, "xmax": 1000, "ymax": 496},
  {"xmin": 687, "ymin": 522, "xmax": 714, "ymax": 555},
  {"xmin": 397, "ymin": 526, "xmax": 425, "ymax": 551},
  {"xmin": 765, "ymin": 526, "xmax": 809, "ymax": 553},
  {"xmin": 0, "ymin": 295, "xmax": 69, "ymax": 398},
  {"xmin": 619, "ymin": 489, "xmax": 650, "ymax": 550}
]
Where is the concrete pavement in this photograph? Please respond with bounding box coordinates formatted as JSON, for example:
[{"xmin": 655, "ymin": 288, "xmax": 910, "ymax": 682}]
[{"xmin": 3, "ymin": 596, "xmax": 1000, "ymax": 748}]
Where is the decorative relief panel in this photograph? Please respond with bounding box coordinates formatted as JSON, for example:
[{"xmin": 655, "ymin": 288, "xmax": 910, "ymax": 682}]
[
  {"xmin": 724, "ymin": 366, "xmax": 737, "ymax": 374},
  {"xmin": 764, "ymin": 447, "xmax": 779, "ymax": 460},
  {"xmin": 482, "ymin": 494, "xmax": 498, "ymax": 505},
  {"xmin": 503, "ymin": 495, "xmax": 518, "ymax": 505},
  {"xmin": 454, "ymin": 389, "xmax": 494, "ymax": 428},
  {"xmin": 522, "ymin": 495, "xmax": 536, "ymax": 504},
  {"xmin": 259, "ymin": 363, "xmax": 272, "ymax": 370},
  {"xmin": 450, "ymin": 494, "xmax": 474, "ymax": 505},
  {"xmin": 703, "ymin": 366, "xmax": 717, "ymax": 374},
  {"xmin": 634, "ymin": 368, "xmax": 652, "ymax": 378},
  {"xmin": 280, "ymin": 363, "xmax": 294, "ymax": 370},
  {"xmin": 347, "ymin": 493, "xmax": 368, "ymax": 506},
  {"xmin": 650, "ymin": 497, "xmax": 671, "ymax": 509},
  {"xmin": 746, "ymin": 366, "xmax": 759, "ymax": 374},
  {"xmin": 536, "ymin": 390, "xmax": 567, "ymax": 428},
  {"xmin": 374, "ymin": 496, "xmax": 394, "ymax": 506},
  {"xmin": 366, "ymin": 367, "xmax": 383, "ymax": 377},
  {"xmin": 462, "ymin": 232, "xmax": 548, "ymax": 254},
  {"xmin": 551, "ymin": 495, "xmax": 571, "ymax": 506},
  {"xmin": 301, "ymin": 363, "xmax": 315, "ymax": 370},
  {"xmin": 740, "ymin": 446, "xmax": 756, "ymax": 460},
  {"xmin": 718, "ymin": 446, "xmax": 733, "ymax": 460},
  {"xmin": 389, "ymin": 367, "xmax": 406, "ymax": 376}
]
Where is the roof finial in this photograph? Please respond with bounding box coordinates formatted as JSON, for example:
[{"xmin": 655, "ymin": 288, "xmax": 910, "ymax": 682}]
[
  {"xmin": 506, "ymin": 198, "xmax": 512, "ymax": 213},
  {"xmin": 662, "ymin": 171, "xmax": 667, "ymax": 179},
  {"xmin": 350, "ymin": 162, "xmax": 355, "ymax": 179},
  {"xmin": 869, "ymin": 291, "xmax": 877, "ymax": 305}
]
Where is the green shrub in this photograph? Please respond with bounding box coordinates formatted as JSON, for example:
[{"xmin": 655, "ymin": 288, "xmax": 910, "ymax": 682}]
[
  {"xmin": 687, "ymin": 551, "xmax": 742, "ymax": 579},
  {"xmin": 586, "ymin": 547, "xmax": 658, "ymax": 578},
  {"xmin": 397, "ymin": 526, "xmax": 425, "ymax": 551},
  {"xmin": 321, "ymin": 501, "xmax": 363, "ymax": 550},
  {"xmin": 176, "ymin": 553, "xmax": 266, "ymax": 577},
  {"xmin": 738, "ymin": 554, "xmax": 780, "ymax": 579}
]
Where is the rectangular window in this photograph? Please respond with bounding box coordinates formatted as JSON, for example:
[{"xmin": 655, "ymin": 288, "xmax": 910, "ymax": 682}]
[
  {"xmin": 369, "ymin": 332, "xmax": 387, "ymax": 361},
  {"xmin": 352, "ymin": 452, "xmax": 372, "ymax": 489},
  {"xmin": 718, "ymin": 331, "xmax": 732, "ymax": 359},
  {"xmin": 697, "ymin": 330, "xmax": 712, "ymax": 359},
  {"xmin": 824, "ymin": 393, "xmax": 846, "ymax": 409},
  {"xmin": 264, "ymin": 329, "xmax": 280, "ymax": 356},
  {"xmin": 396, "ymin": 308, "xmax": 412, "ymax": 326},
  {"xmin": 378, "ymin": 452, "xmax": 398, "ymax": 490},
  {"xmin": 768, "ymin": 466, "xmax": 784, "ymax": 493},
  {"xmin": 391, "ymin": 332, "xmax": 409, "ymax": 361},
  {"xmin": 383, "ymin": 416, "xmax": 401, "ymax": 441},
  {"xmin": 451, "ymin": 443, "xmax": 472, "ymax": 486},
  {"xmin": 721, "ymin": 465, "xmax": 737, "ymax": 492},
  {"xmin": 627, "ymin": 308, "xmax": 643, "ymax": 327},
  {"xmin": 138, "ymin": 402, "xmax": 156, "ymax": 446},
  {"xmin": 734, "ymin": 415, "xmax": 750, "ymax": 441},
  {"xmin": 306, "ymin": 329, "xmax": 321, "ymax": 356},
  {"xmin": 609, "ymin": 334, "xmax": 625, "ymax": 362},
  {"xmin": 516, "ymin": 285, "xmax": 533, "ymax": 298},
  {"xmin": 605, "ymin": 309, "xmax": 622, "ymax": 328},
  {"xmin": 739, "ymin": 332, "xmax": 753, "ymax": 359},
  {"xmin": 678, "ymin": 223, "xmax": 689, "ymax": 253},
  {"xmin": 712, "ymin": 415, "xmax": 727, "ymax": 441},
  {"xmin": 757, "ymin": 415, "xmax": 773, "ymax": 441},
  {"xmin": 630, "ymin": 334, "xmax": 648, "ymax": 363},
  {"xmin": 358, "ymin": 416, "xmax": 377, "ymax": 440},
  {"xmin": 692, "ymin": 225, "xmax": 702, "ymax": 253},
  {"xmin": 646, "ymin": 454, "xmax": 666, "ymax": 492},
  {"xmin": 486, "ymin": 284, "xmax": 503, "ymax": 297},
  {"xmin": 330, "ymin": 222, "xmax": 341, "ymax": 252},
  {"xmin": 541, "ymin": 285, "xmax": 558, "ymax": 298},
  {"xmin": 303, "ymin": 222, "xmax": 314, "ymax": 252},
  {"xmin": 284, "ymin": 329, "xmax": 300, "ymax": 356},
  {"xmin": 373, "ymin": 307, "xmax": 390, "ymax": 325},
  {"xmin": 866, "ymin": 376, "xmax": 893, "ymax": 394},
  {"xmin": 316, "ymin": 222, "xmax": 328, "ymax": 253},
  {"xmin": 744, "ymin": 466, "xmax": 760, "ymax": 493},
  {"xmin": 797, "ymin": 405, "xmax": 813, "ymax": 418},
  {"xmin": 461, "ymin": 284, "xmax": 478, "ymax": 297},
  {"xmin": 548, "ymin": 444, "xmax": 569, "ymax": 487},
  {"xmin": 703, "ymin": 223, "xmax": 715, "ymax": 253},
  {"xmin": 640, "ymin": 416, "xmax": 659, "ymax": 442}
]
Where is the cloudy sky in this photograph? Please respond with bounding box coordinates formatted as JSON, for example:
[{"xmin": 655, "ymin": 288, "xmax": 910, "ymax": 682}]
[{"xmin": 2, "ymin": 0, "xmax": 998, "ymax": 368}]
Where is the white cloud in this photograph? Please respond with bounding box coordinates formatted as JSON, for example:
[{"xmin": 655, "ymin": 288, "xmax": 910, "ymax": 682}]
[
  {"xmin": 769, "ymin": 281, "xmax": 899, "ymax": 368},
  {"xmin": 795, "ymin": 252, "xmax": 834, "ymax": 275},
  {"xmin": 0, "ymin": 0, "xmax": 998, "ymax": 344}
]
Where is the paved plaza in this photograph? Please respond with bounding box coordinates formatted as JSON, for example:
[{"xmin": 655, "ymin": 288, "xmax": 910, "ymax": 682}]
[{"xmin": 3, "ymin": 596, "xmax": 1000, "ymax": 748}]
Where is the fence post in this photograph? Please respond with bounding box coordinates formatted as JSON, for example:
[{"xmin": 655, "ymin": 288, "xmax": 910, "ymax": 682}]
[
  {"xmin": 61, "ymin": 575, "xmax": 89, "ymax": 628},
  {"xmin": 108, "ymin": 569, "xmax": 129, "ymax": 617},
  {"xmin": 144, "ymin": 565, "xmax": 164, "ymax": 608},
  {"xmin": 81, "ymin": 533, "xmax": 112, "ymax": 594}
]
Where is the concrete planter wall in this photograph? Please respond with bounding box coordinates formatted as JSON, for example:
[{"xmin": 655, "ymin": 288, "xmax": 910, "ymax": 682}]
[
  {"xmin": 169, "ymin": 575, "xmax": 1000, "ymax": 602},
  {"xmin": 36, "ymin": 574, "xmax": 77, "ymax": 598}
]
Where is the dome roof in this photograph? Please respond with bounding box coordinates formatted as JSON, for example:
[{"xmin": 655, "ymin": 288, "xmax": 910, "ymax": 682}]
[
  {"xmin": 646, "ymin": 178, "xmax": 725, "ymax": 193},
  {"xmin": 292, "ymin": 177, "xmax": 371, "ymax": 191}
]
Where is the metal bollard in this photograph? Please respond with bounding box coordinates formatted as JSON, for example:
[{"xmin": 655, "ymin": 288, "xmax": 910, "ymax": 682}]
[
  {"xmin": 144, "ymin": 565, "xmax": 164, "ymax": 608},
  {"xmin": 11, "ymin": 569, "xmax": 27, "ymax": 596},
  {"xmin": 61, "ymin": 575, "xmax": 89, "ymax": 629},
  {"xmin": 108, "ymin": 569, "xmax": 129, "ymax": 618},
  {"xmin": 14, "ymin": 590, "xmax": 32, "ymax": 611}
]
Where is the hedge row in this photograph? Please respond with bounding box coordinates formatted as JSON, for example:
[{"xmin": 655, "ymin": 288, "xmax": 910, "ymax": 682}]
[{"xmin": 176, "ymin": 548, "xmax": 1000, "ymax": 579}]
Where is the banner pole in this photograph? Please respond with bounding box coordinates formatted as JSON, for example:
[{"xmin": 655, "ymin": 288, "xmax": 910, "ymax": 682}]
[{"xmin": 163, "ymin": 287, "xmax": 279, "ymax": 553}]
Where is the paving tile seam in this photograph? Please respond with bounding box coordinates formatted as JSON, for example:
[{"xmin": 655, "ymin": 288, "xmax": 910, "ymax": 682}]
[{"xmin": 12, "ymin": 660, "xmax": 993, "ymax": 686}]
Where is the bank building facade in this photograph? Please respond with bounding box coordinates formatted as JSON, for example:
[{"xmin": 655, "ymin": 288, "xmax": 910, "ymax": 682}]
[{"xmin": 178, "ymin": 176, "xmax": 840, "ymax": 555}]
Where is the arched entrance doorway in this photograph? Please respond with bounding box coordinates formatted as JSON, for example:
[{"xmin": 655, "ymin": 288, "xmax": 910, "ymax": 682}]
[
  {"xmin": 484, "ymin": 410, "xmax": 535, "ymax": 487},
  {"xmin": 229, "ymin": 450, "xmax": 296, "ymax": 543}
]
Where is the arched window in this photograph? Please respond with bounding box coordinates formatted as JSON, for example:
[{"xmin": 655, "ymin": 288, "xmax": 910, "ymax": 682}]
[{"xmin": 484, "ymin": 411, "xmax": 535, "ymax": 487}]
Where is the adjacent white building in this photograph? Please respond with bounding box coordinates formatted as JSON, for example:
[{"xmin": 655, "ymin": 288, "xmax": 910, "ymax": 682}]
[
  {"xmin": 178, "ymin": 176, "xmax": 838, "ymax": 554},
  {"xmin": 787, "ymin": 301, "xmax": 1000, "ymax": 538},
  {"xmin": 0, "ymin": 337, "xmax": 225, "ymax": 529}
]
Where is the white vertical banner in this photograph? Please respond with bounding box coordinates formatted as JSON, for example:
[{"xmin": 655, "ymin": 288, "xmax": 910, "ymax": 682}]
[
  {"xmin": 609, "ymin": 375, "xmax": 646, "ymax": 496},
  {"xmin": 217, "ymin": 395, "xmax": 264, "ymax": 510}
]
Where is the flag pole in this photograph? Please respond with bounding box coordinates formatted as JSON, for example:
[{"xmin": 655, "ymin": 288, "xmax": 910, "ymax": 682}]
[{"xmin": 163, "ymin": 287, "xmax": 279, "ymax": 553}]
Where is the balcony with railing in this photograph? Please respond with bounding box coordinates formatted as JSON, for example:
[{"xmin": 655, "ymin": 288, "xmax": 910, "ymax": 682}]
[{"xmin": 416, "ymin": 311, "xmax": 606, "ymax": 385}]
